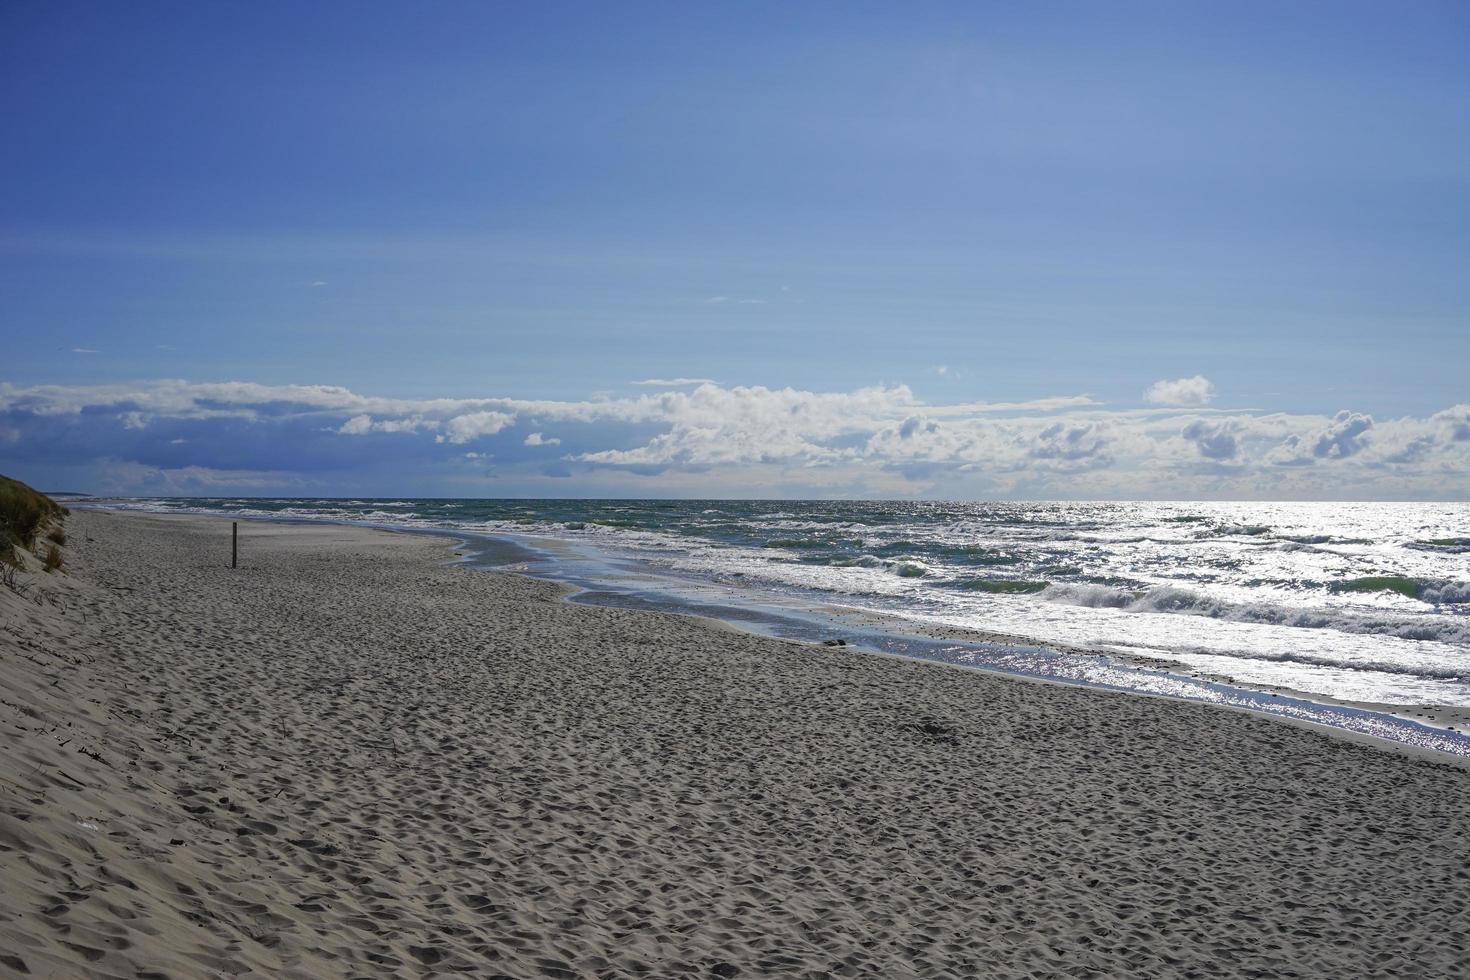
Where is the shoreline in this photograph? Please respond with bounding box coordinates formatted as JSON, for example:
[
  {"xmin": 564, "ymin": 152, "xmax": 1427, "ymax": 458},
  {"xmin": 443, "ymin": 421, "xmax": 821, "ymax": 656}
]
[
  {"xmin": 90, "ymin": 504, "xmax": 1470, "ymax": 757},
  {"xmin": 5, "ymin": 509, "xmax": 1470, "ymax": 976}
]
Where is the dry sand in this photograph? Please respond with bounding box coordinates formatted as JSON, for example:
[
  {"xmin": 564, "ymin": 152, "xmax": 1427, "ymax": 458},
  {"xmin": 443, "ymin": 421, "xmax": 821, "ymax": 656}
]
[{"xmin": 3, "ymin": 510, "xmax": 1469, "ymax": 979}]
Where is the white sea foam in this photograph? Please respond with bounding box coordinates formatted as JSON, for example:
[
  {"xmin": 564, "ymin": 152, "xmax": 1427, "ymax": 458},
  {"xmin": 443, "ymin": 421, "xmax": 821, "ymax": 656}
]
[
  {"xmin": 1422, "ymin": 582, "xmax": 1470, "ymax": 605},
  {"xmin": 1040, "ymin": 583, "xmax": 1470, "ymax": 644},
  {"xmin": 1159, "ymin": 645, "xmax": 1470, "ymax": 682},
  {"xmin": 830, "ymin": 554, "xmax": 930, "ymax": 577}
]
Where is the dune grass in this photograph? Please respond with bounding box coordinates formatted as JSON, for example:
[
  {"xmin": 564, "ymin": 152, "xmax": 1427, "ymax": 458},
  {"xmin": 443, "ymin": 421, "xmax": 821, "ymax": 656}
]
[{"xmin": 0, "ymin": 474, "xmax": 67, "ymax": 564}]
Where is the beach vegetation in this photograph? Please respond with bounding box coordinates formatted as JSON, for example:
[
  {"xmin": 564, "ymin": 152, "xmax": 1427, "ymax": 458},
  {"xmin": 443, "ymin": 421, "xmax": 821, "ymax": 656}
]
[
  {"xmin": 0, "ymin": 560, "xmax": 18, "ymax": 591},
  {"xmin": 0, "ymin": 474, "xmax": 66, "ymax": 561},
  {"xmin": 46, "ymin": 526, "xmax": 67, "ymax": 546},
  {"xmin": 43, "ymin": 544, "xmax": 64, "ymax": 573}
]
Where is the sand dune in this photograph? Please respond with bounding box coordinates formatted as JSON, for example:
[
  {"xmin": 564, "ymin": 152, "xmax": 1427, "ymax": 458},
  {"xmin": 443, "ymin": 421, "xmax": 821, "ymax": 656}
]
[{"xmin": 2, "ymin": 510, "xmax": 1468, "ymax": 978}]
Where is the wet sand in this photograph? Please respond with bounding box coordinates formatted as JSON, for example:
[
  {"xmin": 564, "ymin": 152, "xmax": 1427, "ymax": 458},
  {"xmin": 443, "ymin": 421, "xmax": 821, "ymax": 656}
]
[{"xmin": 3, "ymin": 509, "xmax": 1469, "ymax": 978}]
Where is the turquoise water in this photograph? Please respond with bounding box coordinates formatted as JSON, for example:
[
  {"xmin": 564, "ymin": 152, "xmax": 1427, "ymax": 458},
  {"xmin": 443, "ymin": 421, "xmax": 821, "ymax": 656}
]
[{"xmin": 96, "ymin": 497, "xmax": 1470, "ymax": 710}]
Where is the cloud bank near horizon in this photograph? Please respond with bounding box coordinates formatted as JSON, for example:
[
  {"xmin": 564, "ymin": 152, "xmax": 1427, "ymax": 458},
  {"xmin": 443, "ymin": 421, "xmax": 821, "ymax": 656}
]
[
  {"xmin": 0, "ymin": 378, "xmax": 1466, "ymax": 499},
  {"xmin": 1145, "ymin": 375, "xmax": 1216, "ymax": 407}
]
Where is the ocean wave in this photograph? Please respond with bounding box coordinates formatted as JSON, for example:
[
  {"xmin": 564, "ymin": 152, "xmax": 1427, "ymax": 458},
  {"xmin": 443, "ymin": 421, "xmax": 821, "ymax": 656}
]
[
  {"xmin": 1259, "ymin": 536, "xmax": 1372, "ymax": 552},
  {"xmin": 957, "ymin": 579, "xmax": 1048, "ymax": 594},
  {"xmin": 1407, "ymin": 537, "xmax": 1470, "ymax": 553},
  {"xmin": 1326, "ymin": 576, "xmax": 1470, "ymax": 605},
  {"xmin": 1195, "ymin": 523, "xmax": 1272, "ymax": 538},
  {"xmin": 1269, "ymin": 533, "xmax": 1373, "ymax": 546},
  {"xmin": 1036, "ymin": 583, "xmax": 1135, "ymax": 607},
  {"xmin": 1039, "ymin": 583, "xmax": 1470, "ymax": 644},
  {"xmin": 1328, "ymin": 576, "xmax": 1422, "ymax": 599},
  {"xmin": 1264, "ymin": 541, "xmax": 1322, "ymax": 553},
  {"xmin": 830, "ymin": 554, "xmax": 930, "ymax": 577},
  {"xmin": 1423, "ymin": 582, "xmax": 1470, "ymax": 605},
  {"xmin": 1167, "ymin": 646, "xmax": 1470, "ymax": 683}
]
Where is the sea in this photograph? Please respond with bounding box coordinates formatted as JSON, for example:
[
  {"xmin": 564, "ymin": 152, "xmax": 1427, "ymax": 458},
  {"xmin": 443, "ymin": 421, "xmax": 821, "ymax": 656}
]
[{"xmin": 92, "ymin": 497, "xmax": 1470, "ymax": 752}]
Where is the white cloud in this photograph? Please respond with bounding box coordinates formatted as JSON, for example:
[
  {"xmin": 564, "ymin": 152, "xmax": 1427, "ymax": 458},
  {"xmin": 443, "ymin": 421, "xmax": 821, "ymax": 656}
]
[
  {"xmin": 2, "ymin": 378, "xmax": 1466, "ymax": 498},
  {"xmin": 930, "ymin": 395, "xmax": 1100, "ymax": 415},
  {"xmin": 338, "ymin": 414, "xmax": 373, "ymax": 435},
  {"xmin": 1181, "ymin": 419, "xmax": 1240, "ymax": 460},
  {"xmin": 1145, "ymin": 375, "xmax": 1216, "ymax": 406},
  {"xmin": 1267, "ymin": 410, "xmax": 1374, "ymax": 465},
  {"xmin": 1028, "ymin": 421, "xmax": 1111, "ymax": 464},
  {"xmin": 338, "ymin": 414, "xmax": 438, "ymax": 435},
  {"xmin": 437, "ymin": 411, "xmax": 516, "ymax": 444},
  {"xmin": 1431, "ymin": 404, "xmax": 1470, "ymax": 443},
  {"xmin": 97, "ymin": 460, "xmax": 299, "ymax": 494},
  {"xmin": 72, "ymin": 347, "xmax": 99, "ymax": 354},
  {"xmin": 630, "ymin": 378, "xmax": 720, "ymax": 387},
  {"xmin": 1310, "ymin": 411, "xmax": 1374, "ymax": 459}
]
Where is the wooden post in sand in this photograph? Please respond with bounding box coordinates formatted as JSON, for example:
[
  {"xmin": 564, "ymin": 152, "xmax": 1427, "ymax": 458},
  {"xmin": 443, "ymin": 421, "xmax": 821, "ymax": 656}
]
[{"xmin": 232, "ymin": 522, "xmax": 238, "ymax": 569}]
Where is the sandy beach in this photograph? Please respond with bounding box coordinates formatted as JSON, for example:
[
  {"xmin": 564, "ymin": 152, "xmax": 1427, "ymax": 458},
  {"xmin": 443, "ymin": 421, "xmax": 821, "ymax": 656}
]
[{"xmin": 3, "ymin": 509, "xmax": 1469, "ymax": 979}]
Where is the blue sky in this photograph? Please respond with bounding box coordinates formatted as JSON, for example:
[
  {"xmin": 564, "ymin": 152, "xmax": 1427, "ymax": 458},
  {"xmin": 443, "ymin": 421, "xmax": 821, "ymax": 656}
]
[{"xmin": 2, "ymin": 2, "xmax": 1467, "ymax": 497}]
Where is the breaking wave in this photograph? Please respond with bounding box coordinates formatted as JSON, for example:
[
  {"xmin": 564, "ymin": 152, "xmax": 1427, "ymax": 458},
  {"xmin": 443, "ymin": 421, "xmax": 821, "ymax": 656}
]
[
  {"xmin": 830, "ymin": 555, "xmax": 930, "ymax": 577},
  {"xmin": 1168, "ymin": 646, "xmax": 1470, "ymax": 683},
  {"xmin": 1040, "ymin": 583, "xmax": 1470, "ymax": 645},
  {"xmin": 1408, "ymin": 537, "xmax": 1470, "ymax": 554}
]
